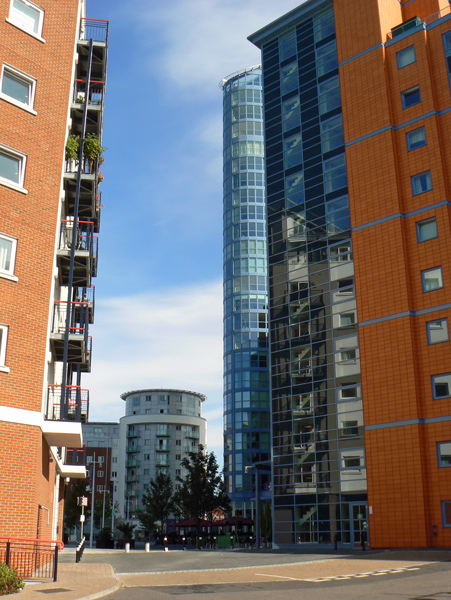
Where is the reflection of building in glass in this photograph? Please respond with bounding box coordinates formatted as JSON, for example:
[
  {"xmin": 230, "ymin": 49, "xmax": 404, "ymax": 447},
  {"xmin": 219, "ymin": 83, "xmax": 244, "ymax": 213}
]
[
  {"xmin": 220, "ymin": 67, "xmax": 271, "ymax": 515},
  {"xmin": 117, "ymin": 389, "xmax": 206, "ymax": 530},
  {"xmin": 250, "ymin": 0, "xmax": 451, "ymax": 549}
]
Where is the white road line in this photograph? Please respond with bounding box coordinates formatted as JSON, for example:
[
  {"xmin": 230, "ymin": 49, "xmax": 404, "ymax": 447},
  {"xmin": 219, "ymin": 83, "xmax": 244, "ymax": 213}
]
[{"xmin": 255, "ymin": 573, "xmax": 306, "ymax": 581}]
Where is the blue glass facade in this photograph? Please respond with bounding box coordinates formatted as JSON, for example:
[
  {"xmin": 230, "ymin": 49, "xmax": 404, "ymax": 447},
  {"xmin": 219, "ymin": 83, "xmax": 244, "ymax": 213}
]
[
  {"xmin": 221, "ymin": 67, "xmax": 271, "ymax": 513},
  {"xmin": 250, "ymin": 1, "xmax": 367, "ymax": 546}
]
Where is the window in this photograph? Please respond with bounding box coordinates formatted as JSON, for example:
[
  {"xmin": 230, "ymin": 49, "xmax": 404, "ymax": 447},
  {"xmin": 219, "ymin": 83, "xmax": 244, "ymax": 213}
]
[
  {"xmin": 1, "ymin": 65, "xmax": 36, "ymax": 111},
  {"xmin": 8, "ymin": 0, "xmax": 44, "ymax": 38},
  {"xmin": 438, "ymin": 442, "xmax": 451, "ymax": 467},
  {"xmin": 443, "ymin": 31, "xmax": 451, "ymax": 91},
  {"xmin": 0, "ymin": 234, "xmax": 17, "ymax": 279},
  {"xmin": 432, "ymin": 373, "xmax": 451, "ymax": 399},
  {"xmin": 442, "ymin": 501, "xmax": 451, "ymax": 527},
  {"xmin": 340, "ymin": 349, "xmax": 356, "ymax": 362},
  {"xmin": 112, "ymin": 456, "xmax": 117, "ymax": 463},
  {"xmin": 326, "ymin": 196, "xmax": 350, "ymax": 234},
  {"xmin": 341, "ymin": 421, "xmax": 359, "ymax": 436},
  {"xmin": 96, "ymin": 485, "xmax": 103, "ymax": 492},
  {"xmin": 98, "ymin": 456, "xmax": 104, "ymax": 463},
  {"xmin": 427, "ymin": 318, "xmax": 449, "ymax": 345},
  {"xmin": 422, "ymin": 266, "xmax": 443, "ymax": 292},
  {"xmin": 339, "ymin": 384, "xmax": 359, "ymax": 400},
  {"xmin": 97, "ymin": 470, "xmax": 103, "ymax": 477},
  {"xmin": 86, "ymin": 456, "xmax": 93, "ymax": 464},
  {"xmin": 318, "ymin": 76, "xmax": 341, "ymax": 115},
  {"xmin": 111, "ymin": 471, "xmax": 117, "ymax": 478},
  {"xmin": 397, "ymin": 45, "xmax": 416, "ymax": 69},
  {"xmin": 280, "ymin": 61, "xmax": 298, "ymax": 96},
  {"xmin": 330, "ymin": 243, "xmax": 352, "ymax": 262},
  {"xmin": 175, "ymin": 425, "xmax": 181, "ymax": 431},
  {"xmin": 342, "ymin": 455, "xmax": 362, "ymax": 469},
  {"xmin": 176, "ymin": 440, "xmax": 181, "ymax": 446},
  {"xmin": 316, "ymin": 40, "xmax": 338, "ymax": 77},
  {"xmin": 143, "ymin": 454, "xmax": 150, "ymax": 460},
  {"xmin": 143, "ymin": 468, "xmax": 149, "ymax": 475},
  {"xmin": 144, "ymin": 439, "xmax": 151, "ymax": 446},
  {"xmin": 282, "ymin": 95, "xmax": 300, "ymax": 132},
  {"xmin": 314, "ymin": 9, "xmax": 335, "ymax": 42},
  {"xmin": 0, "ymin": 145, "xmax": 26, "ymax": 191},
  {"xmin": 176, "ymin": 454, "xmax": 181, "ymax": 460},
  {"xmin": 340, "ymin": 312, "xmax": 355, "ymax": 327},
  {"xmin": 145, "ymin": 395, "xmax": 151, "ymax": 401},
  {"xmin": 321, "ymin": 114, "xmax": 344, "ymax": 154},
  {"xmin": 323, "ymin": 154, "xmax": 347, "ymax": 194},
  {"xmin": 406, "ymin": 126, "xmax": 426, "ymax": 151},
  {"xmin": 337, "ymin": 278, "xmax": 354, "ymax": 295},
  {"xmin": 279, "ymin": 29, "xmax": 296, "ymax": 61},
  {"xmin": 402, "ymin": 86, "xmax": 421, "ymax": 109},
  {"xmin": 284, "ymin": 133, "xmax": 302, "ymax": 169},
  {"xmin": 412, "ymin": 171, "xmax": 432, "ymax": 195},
  {"xmin": 416, "ymin": 217, "xmax": 437, "ymax": 242}
]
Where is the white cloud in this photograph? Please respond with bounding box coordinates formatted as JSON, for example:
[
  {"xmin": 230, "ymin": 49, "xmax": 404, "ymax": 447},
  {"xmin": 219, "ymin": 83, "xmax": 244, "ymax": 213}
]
[
  {"xmin": 118, "ymin": 0, "xmax": 304, "ymax": 100},
  {"xmin": 85, "ymin": 280, "xmax": 224, "ymax": 434}
]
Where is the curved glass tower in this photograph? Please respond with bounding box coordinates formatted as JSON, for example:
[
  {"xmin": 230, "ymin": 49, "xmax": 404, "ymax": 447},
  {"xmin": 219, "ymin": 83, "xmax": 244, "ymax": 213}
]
[{"xmin": 221, "ymin": 66, "xmax": 270, "ymax": 516}]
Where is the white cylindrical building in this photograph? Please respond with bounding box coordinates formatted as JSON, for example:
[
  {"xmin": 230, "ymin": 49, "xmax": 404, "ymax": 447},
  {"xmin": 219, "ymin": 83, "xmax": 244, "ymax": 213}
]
[{"xmin": 116, "ymin": 389, "xmax": 207, "ymax": 528}]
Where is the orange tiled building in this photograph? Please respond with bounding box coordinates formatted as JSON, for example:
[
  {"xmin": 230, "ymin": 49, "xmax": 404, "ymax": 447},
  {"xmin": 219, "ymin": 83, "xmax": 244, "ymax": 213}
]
[
  {"xmin": 250, "ymin": 0, "xmax": 451, "ymax": 548},
  {"xmin": 0, "ymin": 0, "xmax": 107, "ymax": 542}
]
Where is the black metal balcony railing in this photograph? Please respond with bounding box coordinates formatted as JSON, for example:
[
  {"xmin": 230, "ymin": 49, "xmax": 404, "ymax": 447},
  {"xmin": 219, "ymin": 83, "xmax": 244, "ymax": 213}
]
[
  {"xmin": 73, "ymin": 79, "xmax": 105, "ymax": 107},
  {"xmin": 75, "ymin": 286, "xmax": 95, "ymax": 323},
  {"xmin": 79, "ymin": 18, "xmax": 109, "ymax": 44},
  {"xmin": 46, "ymin": 385, "xmax": 89, "ymax": 423}
]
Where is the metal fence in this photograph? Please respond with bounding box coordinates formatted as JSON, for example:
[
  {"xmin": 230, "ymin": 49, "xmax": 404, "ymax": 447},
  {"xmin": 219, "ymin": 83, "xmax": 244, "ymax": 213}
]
[{"xmin": 0, "ymin": 536, "xmax": 62, "ymax": 581}]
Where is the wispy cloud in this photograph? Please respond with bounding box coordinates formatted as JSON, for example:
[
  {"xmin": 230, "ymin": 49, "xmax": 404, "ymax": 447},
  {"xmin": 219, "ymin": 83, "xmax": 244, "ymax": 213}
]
[
  {"xmin": 86, "ymin": 280, "xmax": 223, "ymax": 434},
  {"xmin": 115, "ymin": 0, "xmax": 303, "ymax": 100}
]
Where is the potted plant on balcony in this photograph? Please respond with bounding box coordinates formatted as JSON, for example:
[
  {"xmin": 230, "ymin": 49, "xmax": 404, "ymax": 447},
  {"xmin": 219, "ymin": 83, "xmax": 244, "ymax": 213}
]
[
  {"xmin": 65, "ymin": 134, "xmax": 80, "ymax": 173},
  {"xmin": 83, "ymin": 133, "xmax": 106, "ymax": 172}
]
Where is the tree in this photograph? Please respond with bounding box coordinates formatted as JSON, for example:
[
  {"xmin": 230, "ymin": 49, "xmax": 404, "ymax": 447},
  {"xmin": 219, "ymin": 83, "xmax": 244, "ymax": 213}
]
[
  {"xmin": 174, "ymin": 445, "xmax": 230, "ymax": 522},
  {"xmin": 116, "ymin": 521, "xmax": 136, "ymax": 543},
  {"xmin": 94, "ymin": 490, "xmax": 112, "ymax": 528},
  {"xmin": 136, "ymin": 472, "xmax": 174, "ymax": 536},
  {"xmin": 64, "ymin": 480, "xmax": 90, "ymax": 532}
]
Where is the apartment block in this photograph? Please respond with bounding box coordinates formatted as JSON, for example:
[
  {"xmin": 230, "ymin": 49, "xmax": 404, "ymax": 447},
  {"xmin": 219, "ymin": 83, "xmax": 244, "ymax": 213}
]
[
  {"xmin": 221, "ymin": 66, "xmax": 271, "ymax": 516},
  {"xmin": 0, "ymin": 0, "xmax": 108, "ymax": 542},
  {"xmin": 250, "ymin": 0, "xmax": 451, "ymax": 548}
]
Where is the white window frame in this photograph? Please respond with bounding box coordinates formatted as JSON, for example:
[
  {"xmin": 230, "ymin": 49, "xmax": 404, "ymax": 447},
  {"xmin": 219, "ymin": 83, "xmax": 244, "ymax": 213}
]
[
  {"xmin": 97, "ymin": 470, "xmax": 104, "ymax": 478},
  {"xmin": 7, "ymin": 0, "xmax": 45, "ymax": 42},
  {"xmin": 432, "ymin": 373, "xmax": 451, "ymax": 399},
  {"xmin": 338, "ymin": 383, "xmax": 360, "ymax": 401},
  {"xmin": 341, "ymin": 452, "xmax": 364, "ymax": 470},
  {"xmin": 421, "ymin": 266, "xmax": 443, "ymax": 293},
  {"xmin": 0, "ymin": 324, "xmax": 10, "ymax": 372},
  {"xmin": 0, "ymin": 144, "xmax": 27, "ymax": 193},
  {"xmin": 339, "ymin": 312, "xmax": 356, "ymax": 327},
  {"xmin": 426, "ymin": 318, "xmax": 449, "ymax": 345},
  {"xmin": 0, "ymin": 233, "xmax": 18, "ymax": 282},
  {"xmin": 1, "ymin": 64, "xmax": 37, "ymax": 113}
]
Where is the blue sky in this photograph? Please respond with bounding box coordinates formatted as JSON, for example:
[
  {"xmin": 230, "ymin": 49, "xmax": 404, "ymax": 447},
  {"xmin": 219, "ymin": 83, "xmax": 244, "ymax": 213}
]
[{"xmin": 84, "ymin": 0, "xmax": 302, "ymax": 459}]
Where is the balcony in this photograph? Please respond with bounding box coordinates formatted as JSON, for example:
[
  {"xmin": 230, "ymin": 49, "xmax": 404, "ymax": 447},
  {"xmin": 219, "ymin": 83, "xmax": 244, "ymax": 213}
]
[
  {"xmin": 77, "ymin": 18, "xmax": 108, "ymax": 83},
  {"xmin": 64, "ymin": 159, "xmax": 101, "ymax": 231},
  {"xmin": 56, "ymin": 220, "xmax": 98, "ymax": 287},
  {"xmin": 49, "ymin": 301, "xmax": 91, "ymax": 368},
  {"xmin": 70, "ymin": 79, "xmax": 105, "ymax": 137},
  {"xmin": 126, "ymin": 458, "xmax": 139, "ymax": 468},
  {"xmin": 75, "ymin": 286, "xmax": 95, "ymax": 324},
  {"xmin": 45, "ymin": 385, "xmax": 89, "ymax": 423},
  {"xmin": 127, "ymin": 443, "xmax": 139, "ymax": 453},
  {"xmin": 156, "ymin": 441, "xmax": 170, "ymax": 451},
  {"xmin": 186, "ymin": 430, "xmax": 199, "ymax": 440}
]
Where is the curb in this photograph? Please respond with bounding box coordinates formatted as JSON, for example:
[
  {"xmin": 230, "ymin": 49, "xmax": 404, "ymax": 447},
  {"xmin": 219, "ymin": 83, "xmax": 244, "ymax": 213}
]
[{"xmin": 78, "ymin": 581, "xmax": 122, "ymax": 600}]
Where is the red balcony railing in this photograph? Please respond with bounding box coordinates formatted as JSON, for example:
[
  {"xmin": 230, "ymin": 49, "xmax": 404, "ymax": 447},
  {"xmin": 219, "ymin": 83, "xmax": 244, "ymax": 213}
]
[
  {"xmin": 46, "ymin": 385, "xmax": 89, "ymax": 423},
  {"xmin": 73, "ymin": 79, "xmax": 105, "ymax": 107}
]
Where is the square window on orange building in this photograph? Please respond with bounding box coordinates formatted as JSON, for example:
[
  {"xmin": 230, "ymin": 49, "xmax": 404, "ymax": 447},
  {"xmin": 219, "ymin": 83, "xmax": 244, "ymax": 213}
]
[
  {"xmin": 397, "ymin": 45, "xmax": 416, "ymax": 69},
  {"xmin": 438, "ymin": 442, "xmax": 451, "ymax": 467},
  {"xmin": 406, "ymin": 126, "xmax": 426, "ymax": 151},
  {"xmin": 416, "ymin": 218, "xmax": 437, "ymax": 242},
  {"xmin": 422, "ymin": 266, "xmax": 443, "ymax": 292},
  {"xmin": 432, "ymin": 373, "xmax": 451, "ymax": 399},
  {"xmin": 402, "ymin": 85, "xmax": 421, "ymax": 109},
  {"xmin": 427, "ymin": 318, "xmax": 449, "ymax": 345},
  {"xmin": 441, "ymin": 501, "xmax": 451, "ymax": 527},
  {"xmin": 412, "ymin": 171, "xmax": 432, "ymax": 196}
]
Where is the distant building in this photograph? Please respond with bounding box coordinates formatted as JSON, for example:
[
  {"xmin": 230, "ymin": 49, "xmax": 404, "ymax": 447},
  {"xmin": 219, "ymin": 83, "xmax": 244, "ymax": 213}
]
[
  {"xmin": 116, "ymin": 389, "xmax": 207, "ymax": 529},
  {"xmin": 249, "ymin": 0, "xmax": 451, "ymax": 548},
  {"xmin": 220, "ymin": 66, "xmax": 271, "ymax": 517}
]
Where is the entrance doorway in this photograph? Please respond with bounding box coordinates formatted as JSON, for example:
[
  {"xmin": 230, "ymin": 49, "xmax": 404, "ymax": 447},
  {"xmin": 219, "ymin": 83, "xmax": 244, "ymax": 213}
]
[{"xmin": 349, "ymin": 503, "xmax": 368, "ymax": 546}]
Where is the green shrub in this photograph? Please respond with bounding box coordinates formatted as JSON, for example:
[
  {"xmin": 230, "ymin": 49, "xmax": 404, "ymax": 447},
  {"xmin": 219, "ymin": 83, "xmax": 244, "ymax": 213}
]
[{"xmin": 0, "ymin": 564, "xmax": 24, "ymax": 595}]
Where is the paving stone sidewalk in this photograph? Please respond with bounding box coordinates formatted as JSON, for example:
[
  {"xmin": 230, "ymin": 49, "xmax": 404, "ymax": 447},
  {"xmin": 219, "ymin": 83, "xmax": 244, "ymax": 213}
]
[{"xmin": 17, "ymin": 563, "xmax": 120, "ymax": 600}]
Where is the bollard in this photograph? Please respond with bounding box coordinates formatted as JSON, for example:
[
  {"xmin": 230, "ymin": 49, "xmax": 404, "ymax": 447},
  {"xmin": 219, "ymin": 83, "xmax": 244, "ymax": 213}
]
[
  {"xmin": 125, "ymin": 542, "xmax": 130, "ymax": 553},
  {"xmin": 182, "ymin": 537, "xmax": 186, "ymax": 551},
  {"xmin": 145, "ymin": 542, "xmax": 150, "ymax": 553}
]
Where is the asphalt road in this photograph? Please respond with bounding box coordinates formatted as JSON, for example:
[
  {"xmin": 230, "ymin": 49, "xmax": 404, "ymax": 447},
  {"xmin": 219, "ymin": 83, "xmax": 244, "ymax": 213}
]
[{"xmin": 105, "ymin": 560, "xmax": 451, "ymax": 600}]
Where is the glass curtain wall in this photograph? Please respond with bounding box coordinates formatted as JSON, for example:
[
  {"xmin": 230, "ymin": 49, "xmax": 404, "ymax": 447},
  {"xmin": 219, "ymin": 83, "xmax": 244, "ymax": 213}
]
[
  {"xmin": 221, "ymin": 67, "xmax": 271, "ymax": 515},
  {"xmin": 260, "ymin": 6, "xmax": 367, "ymax": 545}
]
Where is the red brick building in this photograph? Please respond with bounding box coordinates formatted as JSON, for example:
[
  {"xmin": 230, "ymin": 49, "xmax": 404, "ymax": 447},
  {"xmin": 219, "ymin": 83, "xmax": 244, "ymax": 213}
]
[{"xmin": 0, "ymin": 0, "xmax": 107, "ymax": 542}]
